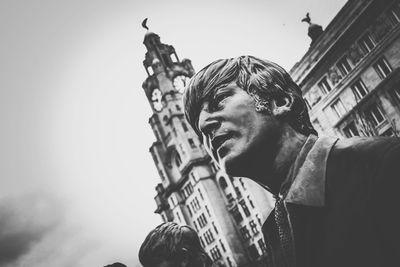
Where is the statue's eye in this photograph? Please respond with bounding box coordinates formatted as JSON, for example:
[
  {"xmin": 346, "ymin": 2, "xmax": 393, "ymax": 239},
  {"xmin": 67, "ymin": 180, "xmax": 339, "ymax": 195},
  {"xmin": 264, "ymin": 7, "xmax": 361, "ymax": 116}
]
[{"xmin": 210, "ymin": 92, "xmax": 231, "ymax": 111}]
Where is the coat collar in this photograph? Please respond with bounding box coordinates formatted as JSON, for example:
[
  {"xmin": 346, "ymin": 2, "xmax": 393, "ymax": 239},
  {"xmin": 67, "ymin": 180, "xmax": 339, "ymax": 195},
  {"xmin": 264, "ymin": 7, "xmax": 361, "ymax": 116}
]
[{"xmin": 284, "ymin": 135, "xmax": 338, "ymax": 207}]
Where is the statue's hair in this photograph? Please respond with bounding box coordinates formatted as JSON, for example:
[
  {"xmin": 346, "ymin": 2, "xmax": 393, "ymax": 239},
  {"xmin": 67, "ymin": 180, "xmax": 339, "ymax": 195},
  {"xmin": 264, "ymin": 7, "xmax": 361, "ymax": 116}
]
[
  {"xmin": 183, "ymin": 55, "xmax": 317, "ymax": 137},
  {"xmin": 139, "ymin": 222, "xmax": 213, "ymax": 267}
]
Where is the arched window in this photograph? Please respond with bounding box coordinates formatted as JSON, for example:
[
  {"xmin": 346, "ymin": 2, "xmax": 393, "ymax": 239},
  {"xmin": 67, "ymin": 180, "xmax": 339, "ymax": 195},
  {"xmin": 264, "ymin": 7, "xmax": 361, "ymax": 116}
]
[
  {"xmin": 146, "ymin": 66, "xmax": 154, "ymax": 75},
  {"xmin": 219, "ymin": 177, "xmax": 228, "ymax": 189},
  {"xmin": 175, "ymin": 153, "xmax": 182, "ymax": 167}
]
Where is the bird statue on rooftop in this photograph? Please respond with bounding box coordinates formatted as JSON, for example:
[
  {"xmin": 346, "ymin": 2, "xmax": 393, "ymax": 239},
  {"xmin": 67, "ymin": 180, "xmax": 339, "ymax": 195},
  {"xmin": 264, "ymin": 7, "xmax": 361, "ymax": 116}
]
[
  {"xmin": 301, "ymin": 12, "xmax": 323, "ymax": 45},
  {"xmin": 301, "ymin": 12, "xmax": 311, "ymax": 24},
  {"xmin": 142, "ymin": 18, "xmax": 149, "ymax": 30}
]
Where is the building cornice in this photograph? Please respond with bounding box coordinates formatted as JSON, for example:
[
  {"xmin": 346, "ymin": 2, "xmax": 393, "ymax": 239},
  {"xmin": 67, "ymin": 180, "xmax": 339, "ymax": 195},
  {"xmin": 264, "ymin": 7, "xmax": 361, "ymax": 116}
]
[
  {"xmin": 333, "ymin": 67, "xmax": 400, "ymax": 127},
  {"xmin": 308, "ymin": 25, "xmax": 400, "ymax": 120},
  {"xmin": 290, "ymin": 0, "xmax": 375, "ymax": 86}
]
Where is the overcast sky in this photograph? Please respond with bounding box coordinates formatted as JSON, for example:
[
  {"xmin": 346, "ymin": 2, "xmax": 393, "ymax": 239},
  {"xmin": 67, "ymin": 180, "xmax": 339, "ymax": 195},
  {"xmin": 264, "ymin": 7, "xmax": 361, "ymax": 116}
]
[{"xmin": 0, "ymin": 0, "xmax": 346, "ymax": 266}]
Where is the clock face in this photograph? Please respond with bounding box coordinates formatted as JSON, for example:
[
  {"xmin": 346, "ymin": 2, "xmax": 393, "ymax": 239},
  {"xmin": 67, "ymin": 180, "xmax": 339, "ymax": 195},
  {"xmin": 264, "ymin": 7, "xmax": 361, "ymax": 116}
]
[
  {"xmin": 151, "ymin": 88, "xmax": 163, "ymax": 112},
  {"xmin": 173, "ymin": 75, "xmax": 190, "ymax": 93}
]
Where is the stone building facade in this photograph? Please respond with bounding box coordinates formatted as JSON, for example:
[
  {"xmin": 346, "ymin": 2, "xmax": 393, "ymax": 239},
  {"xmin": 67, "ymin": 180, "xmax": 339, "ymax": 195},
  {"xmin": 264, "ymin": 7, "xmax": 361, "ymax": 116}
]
[
  {"xmin": 141, "ymin": 30, "xmax": 273, "ymax": 267},
  {"xmin": 291, "ymin": 0, "xmax": 400, "ymax": 138}
]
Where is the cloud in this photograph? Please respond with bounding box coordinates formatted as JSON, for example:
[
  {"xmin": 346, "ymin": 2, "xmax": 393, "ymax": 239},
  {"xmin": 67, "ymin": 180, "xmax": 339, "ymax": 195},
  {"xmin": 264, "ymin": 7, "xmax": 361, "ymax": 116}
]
[{"xmin": 0, "ymin": 193, "xmax": 63, "ymax": 266}]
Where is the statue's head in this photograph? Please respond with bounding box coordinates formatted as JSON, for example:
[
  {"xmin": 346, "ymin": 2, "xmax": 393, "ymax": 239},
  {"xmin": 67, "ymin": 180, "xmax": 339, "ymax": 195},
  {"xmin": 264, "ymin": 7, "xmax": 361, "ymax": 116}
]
[
  {"xmin": 139, "ymin": 222, "xmax": 213, "ymax": 267},
  {"xmin": 183, "ymin": 56, "xmax": 316, "ymax": 178}
]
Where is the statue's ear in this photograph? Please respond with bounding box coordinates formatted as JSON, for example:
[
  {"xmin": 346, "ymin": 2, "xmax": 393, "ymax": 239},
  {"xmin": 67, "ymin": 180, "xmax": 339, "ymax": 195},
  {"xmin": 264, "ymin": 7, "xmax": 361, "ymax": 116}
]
[{"xmin": 271, "ymin": 93, "xmax": 294, "ymax": 117}]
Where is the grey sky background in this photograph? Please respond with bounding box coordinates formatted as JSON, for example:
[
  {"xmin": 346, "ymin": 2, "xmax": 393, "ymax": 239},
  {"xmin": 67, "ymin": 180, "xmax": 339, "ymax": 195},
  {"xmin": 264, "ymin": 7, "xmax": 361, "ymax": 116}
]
[{"xmin": 0, "ymin": 0, "xmax": 346, "ymax": 266}]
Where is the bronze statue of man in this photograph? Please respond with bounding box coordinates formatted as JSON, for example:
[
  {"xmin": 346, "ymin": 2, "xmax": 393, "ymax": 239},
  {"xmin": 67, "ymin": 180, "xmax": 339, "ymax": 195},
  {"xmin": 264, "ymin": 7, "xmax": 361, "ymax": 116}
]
[
  {"xmin": 183, "ymin": 55, "xmax": 400, "ymax": 267},
  {"xmin": 139, "ymin": 222, "xmax": 213, "ymax": 267}
]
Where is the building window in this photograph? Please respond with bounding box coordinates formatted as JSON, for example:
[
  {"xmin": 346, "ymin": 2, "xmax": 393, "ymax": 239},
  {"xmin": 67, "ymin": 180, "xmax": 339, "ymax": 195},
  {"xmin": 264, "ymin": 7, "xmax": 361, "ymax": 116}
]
[
  {"xmin": 182, "ymin": 182, "xmax": 194, "ymax": 199},
  {"xmin": 256, "ymin": 214, "xmax": 262, "ymax": 226},
  {"xmin": 204, "ymin": 229, "xmax": 215, "ymax": 245},
  {"xmin": 171, "ymin": 53, "xmax": 179, "ymax": 62},
  {"xmin": 318, "ymin": 77, "xmax": 332, "ymax": 94},
  {"xmin": 351, "ymin": 79, "xmax": 369, "ymax": 100},
  {"xmin": 187, "ymin": 205, "xmax": 193, "ymax": 217},
  {"xmin": 188, "ymin": 138, "xmax": 196, "ymax": 148},
  {"xmin": 247, "ymin": 196, "xmax": 255, "ymax": 209},
  {"xmin": 147, "ymin": 66, "xmax": 154, "ymax": 75},
  {"xmin": 176, "ymin": 104, "xmax": 181, "ymax": 111},
  {"xmin": 388, "ymin": 3, "xmax": 400, "ymax": 25},
  {"xmin": 152, "ymin": 153, "xmax": 159, "ymax": 165},
  {"xmin": 175, "ymin": 153, "xmax": 182, "ymax": 167},
  {"xmin": 191, "ymin": 171, "xmax": 200, "ymax": 182},
  {"xmin": 210, "ymin": 161, "xmax": 219, "ymax": 173},
  {"xmin": 331, "ymin": 99, "xmax": 347, "ymax": 118},
  {"xmin": 390, "ymin": 87, "xmax": 400, "ymax": 104},
  {"xmin": 169, "ymin": 196, "xmax": 176, "ymax": 207},
  {"xmin": 212, "ymin": 222, "xmax": 219, "ymax": 234},
  {"xmin": 232, "ymin": 206, "xmax": 243, "ymax": 223},
  {"xmin": 191, "ymin": 197, "xmax": 201, "ymax": 213},
  {"xmin": 179, "ymin": 143, "xmax": 186, "ymax": 157},
  {"xmin": 234, "ymin": 186, "xmax": 242, "ymax": 199},
  {"xmin": 239, "ymin": 200, "xmax": 250, "ymax": 217},
  {"xmin": 239, "ymin": 178, "xmax": 246, "ymax": 190},
  {"xmin": 193, "ymin": 220, "xmax": 199, "ymax": 231},
  {"xmin": 365, "ymin": 103, "xmax": 386, "ymax": 127},
  {"xmin": 337, "ymin": 56, "xmax": 352, "ymax": 76},
  {"xmin": 358, "ymin": 32, "xmax": 375, "ymax": 54},
  {"xmin": 343, "ymin": 121, "xmax": 359, "ymax": 137},
  {"xmin": 175, "ymin": 211, "xmax": 181, "ymax": 223},
  {"xmin": 159, "ymin": 170, "xmax": 166, "ymax": 181},
  {"xmin": 226, "ymin": 193, "xmax": 234, "ymax": 203},
  {"xmin": 248, "ymin": 244, "xmax": 260, "ymax": 260},
  {"xmin": 205, "ymin": 205, "xmax": 211, "ymax": 217},
  {"xmin": 249, "ymin": 220, "xmax": 259, "ymax": 234},
  {"xmin": 227, "ymin": 257, "xmax": 233, "ymax": 267},
  {"xmin": 381, "ymin": 127, "xmax": 395, "ymax": 136},
  {"xmin": 198, "ymin": 213, "xmax": 208, "ymax": 228},
  {"xmin": 154, "ymin": 130, "xmax": 161, "ymax": 142},
  {"xmin": 210, "ymin": 246, "xmax": 222, "ymax": 261},
  {"xmin": 258, "ymin": 239, "xmax": 267, "ymax": 255},
  {"xmin": 219, "ymin": 177, "xmax": 228, "ymax": 189},
  {"xmin": 219, "ymin": 239, "xmax": 226, "ymax": 252},
  {"xmin": 182, "ymin": 121, "xmax": 188, "ymax": 131},
  {"xmin": 199, "ymin": 236, "xmax": 205, "ymax": 248},
  {"xmin": 240, "ymin": 226, "xmax": 251, "ymax": 240},
  {"xmin": 197, "ymin": 188, "xmax": 204, "ymax": 200},
  {"xmin": 304, "ymin": 98, "xmax": 311, "ymax": 110},
  {"xmin": 374, "ymin": 57, "xmax": 392, "ymax": 80}
]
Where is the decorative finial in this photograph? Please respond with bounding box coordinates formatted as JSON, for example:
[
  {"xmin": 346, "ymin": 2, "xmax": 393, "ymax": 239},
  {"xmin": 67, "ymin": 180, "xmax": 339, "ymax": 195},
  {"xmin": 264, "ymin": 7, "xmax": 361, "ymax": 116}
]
[
  {"xmin": 142, "ymin": 18, "xmax": 149, "ymax": 30},
  {"xmin": 301, "ymin": 12, "xmax": 311, "ymax": 25}
]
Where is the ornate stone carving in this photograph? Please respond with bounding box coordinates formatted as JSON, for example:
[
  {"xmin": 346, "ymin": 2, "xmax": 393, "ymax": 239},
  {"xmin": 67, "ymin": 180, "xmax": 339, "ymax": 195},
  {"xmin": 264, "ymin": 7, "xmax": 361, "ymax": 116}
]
[
  {"xmin": 348, "ymin": 43, "xmax": 363, "ymax": 64},
  {"xmin": 371, "ymin": 14, "xmax": 392, "ymax": 42},
  {"xmin": 328, "ymin": 66, "xmax": 342, "ymax": 85},
  {"xmin": 308, "ymin": 88, "xmax": 322, "ymax": 106}
]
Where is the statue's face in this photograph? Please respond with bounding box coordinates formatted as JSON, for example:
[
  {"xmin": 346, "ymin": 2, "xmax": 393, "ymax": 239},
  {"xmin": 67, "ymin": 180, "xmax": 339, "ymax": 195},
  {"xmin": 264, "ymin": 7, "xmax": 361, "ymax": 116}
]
[{"xmin": 197, "ymin": 83, "xmax": 281, "ymax": 178}]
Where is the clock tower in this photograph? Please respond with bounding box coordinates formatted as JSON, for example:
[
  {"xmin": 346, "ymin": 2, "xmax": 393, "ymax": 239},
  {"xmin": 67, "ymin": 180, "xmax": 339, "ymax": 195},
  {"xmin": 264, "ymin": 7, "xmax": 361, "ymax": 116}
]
[
  {"xmin": 142, "ymin": 30, "xmax": 193, "ymax": 113},
  {"xmin": 141, "ymin": 27, "xmax": 272, "ymax": 267}
]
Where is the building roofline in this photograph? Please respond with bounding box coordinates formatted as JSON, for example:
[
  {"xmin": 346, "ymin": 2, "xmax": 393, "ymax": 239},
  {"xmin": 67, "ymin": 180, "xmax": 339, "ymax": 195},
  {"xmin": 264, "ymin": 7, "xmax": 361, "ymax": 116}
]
[{"xmin": 290, "ymin": 0, "xmax": 375, "ymax": 86}]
